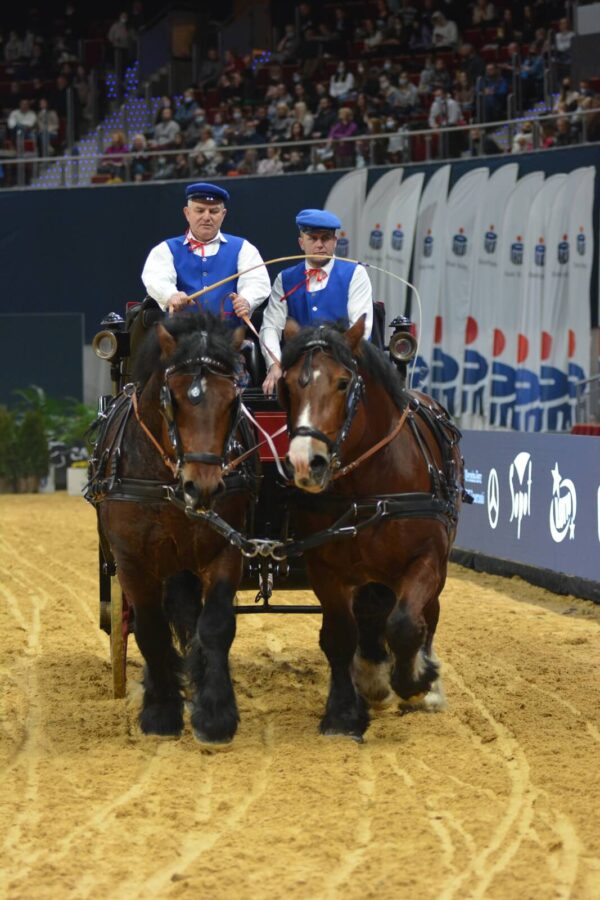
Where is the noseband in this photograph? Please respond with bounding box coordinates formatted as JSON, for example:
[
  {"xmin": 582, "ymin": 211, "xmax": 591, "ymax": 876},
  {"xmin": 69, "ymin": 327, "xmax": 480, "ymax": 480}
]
[
  {"xmin": 288, "ymin": 338, "xmax": 364, "ymax": 472},
  {"xmin": 159, "ymin": 354, "xmax": 241, "ymax": 473}
]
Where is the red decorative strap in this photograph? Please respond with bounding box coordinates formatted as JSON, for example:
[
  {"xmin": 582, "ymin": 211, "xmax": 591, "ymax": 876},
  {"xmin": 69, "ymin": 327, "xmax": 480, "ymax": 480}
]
[{"xmin": 282, "ymin": 267, "xmax": 328, "ymax": 301}]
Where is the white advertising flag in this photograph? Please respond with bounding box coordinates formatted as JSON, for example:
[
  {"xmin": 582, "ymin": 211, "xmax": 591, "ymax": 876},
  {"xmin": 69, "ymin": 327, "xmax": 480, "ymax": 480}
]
[
  {"xmin": 432, "ymin": 167, "xmax": 489, "ymax": 417},
  {"xmin": 324, "ymin": 168, "xmax": 368, "ymax": 260},
  {"xmin": 461, "ymin": 163, "xmax": 519, "ymax": 428},
  {"xmin": 489, "ymin": 172, "xmax": 545, "ymax": 427},
  {"xmin": 566, "ymin": 166, "xmax": 595, "ymax": 423},
  {"xmin": 514, "ymin": 174, "xmax": 567, "ymax": 432},
  {"xmin": 411, "ymin": 164, "xmax": 451, "ymax": 392},
  {"xmin": 358, "ymin": 168, "xmax": 404, "ymax": 302},
  {"xmin": 382, "ymin": 172, "xmax": 425, "ymax": 325}
]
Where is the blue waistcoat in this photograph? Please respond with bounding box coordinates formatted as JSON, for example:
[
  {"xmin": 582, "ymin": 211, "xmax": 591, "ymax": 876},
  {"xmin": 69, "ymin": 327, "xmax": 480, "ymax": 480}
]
[
  {"xmin": 166, "ymin": 233, "xmax": 244, "ymax": 325},
  {"xmin": 281, "ymin": 260, "xmax": 356, "ymax": 327}
]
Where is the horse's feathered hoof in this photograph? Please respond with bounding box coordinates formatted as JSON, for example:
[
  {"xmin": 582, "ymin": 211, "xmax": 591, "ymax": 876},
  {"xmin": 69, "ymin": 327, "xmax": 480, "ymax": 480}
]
[
  {"xmin": 139, "ymin": 701, "xmax": 183, "ymax": 737},
  {"xmin": 192, "ymin": 729, "xmax": 234, "ymax": 751},
  {"xmin": 319, "ymin": 701, "xmax": 369, "ymax": 739}
]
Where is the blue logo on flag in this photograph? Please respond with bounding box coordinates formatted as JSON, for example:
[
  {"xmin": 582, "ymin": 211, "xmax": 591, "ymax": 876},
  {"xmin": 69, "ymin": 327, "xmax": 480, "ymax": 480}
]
[
  {"xmin": 391, "ymin": 228, "xmax": 404, "ymax": 251},
  {"xmin": 534, "ymin": 243, "xmax": 545, "ymax": 266},
  {"xmin": 369, "ymin": 227, "xmax": 383, "ymax": 250},
  {"xmin": 336, "ymin": 237, "xmax": 349, "ymax": 258},
  {"xmin": 484, "ymin": 231, "xmax": 497, "ymax": 254},
  {"xmin": 452, "ymin": 233, "xmax": 467, "ymax": 256},
  {"xmin": 510, "ymin": 241, "xmax": 523, "ymax": 265},
  {"xmin": 423, "ymin": 234, "xmax": 434, "ymax": 257},
  {"xmin": 576, "ymin": 232, "xmax": 586, "ymax": 256},
  {"xmin": 557, "ymin": 240, "xmax": 569, "ymax": 264}
]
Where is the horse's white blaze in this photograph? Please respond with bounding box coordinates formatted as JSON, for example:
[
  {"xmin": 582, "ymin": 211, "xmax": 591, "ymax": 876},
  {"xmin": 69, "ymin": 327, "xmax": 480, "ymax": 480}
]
[{"xmin": 288, "ymin": 401, "xmax": 314, "ymax": 479}]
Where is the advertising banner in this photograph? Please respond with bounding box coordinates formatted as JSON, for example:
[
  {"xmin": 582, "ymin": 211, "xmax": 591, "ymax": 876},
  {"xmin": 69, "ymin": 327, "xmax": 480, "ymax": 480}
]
[
  {"xmin": 567, "ymin": 166, "xmax": 595, "ymax": 422},
  {"xmin": 411, "ymin": 164, "xmax": 451, "ymax": 391},
  {"xmin": 457, "ymin": 429, "xmax": 600, "ymax": 582},
  {"xmin": 489, "ymin": 172, "xmax": 545, "ymax": 427},
  {"xmin": 358, "ymin": 168, "xmax": 404, "ymax": 302},
  {"xmin": 382, "ymin": 173, "xmax": 425, "ymax": 324},
  {"xmin": 324, "ymin": 168, "xmax": 368, "ymax": 260},
  {"xmin": 432, "ymin": 167, "xmax": 489, "ymax": 416},
  {"xmin": 462, "ymin": 163, "xmax": 519, "ymax": 428}
]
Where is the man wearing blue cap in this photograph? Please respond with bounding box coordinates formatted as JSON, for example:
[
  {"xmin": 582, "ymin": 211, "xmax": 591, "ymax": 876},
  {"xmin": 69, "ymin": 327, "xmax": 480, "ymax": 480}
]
[
  {"xmin": 260, "ymin": 208, "xmax": 373, "ymax": 394},
  {"xmin": 141, "ymin": 182, "xmax": 270, "ymax": 321}
]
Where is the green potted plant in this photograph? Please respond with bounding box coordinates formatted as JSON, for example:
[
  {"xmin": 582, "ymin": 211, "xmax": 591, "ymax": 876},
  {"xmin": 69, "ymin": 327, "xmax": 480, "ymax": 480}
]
[
  {"xmin": 15, "ymin": 410, "xmax": 49, "ymax": 492},
  {"xmin": 0, "ymin": 405, "xmax": 19, "ymax": 492}
]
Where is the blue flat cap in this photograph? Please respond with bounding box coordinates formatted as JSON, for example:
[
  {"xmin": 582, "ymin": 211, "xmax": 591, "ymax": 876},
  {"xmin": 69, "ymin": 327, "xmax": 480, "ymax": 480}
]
[
  {"xmin": 186, "ymin": 182, "xmax": 230, "ymax": 203},
  {"xmin": 296, "ymin": 209, "xmax": 341, "ymax": 232}
]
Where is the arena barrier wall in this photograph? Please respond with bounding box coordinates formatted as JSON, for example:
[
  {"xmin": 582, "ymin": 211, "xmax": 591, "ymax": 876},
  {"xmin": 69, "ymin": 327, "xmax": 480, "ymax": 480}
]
[{"xmin": 454, "ymin": 429, "xmax": 600, "ymax": 602}]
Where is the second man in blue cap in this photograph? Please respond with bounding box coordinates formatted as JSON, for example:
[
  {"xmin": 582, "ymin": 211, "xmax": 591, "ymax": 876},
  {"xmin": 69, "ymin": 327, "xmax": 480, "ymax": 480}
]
[
  {"xmin": 260, "ymin": 208, "xmax": 373, "ymax": 394},
  {"xmin": 141, "ymin": 182, "xmax": 270, "ymax": 324}
]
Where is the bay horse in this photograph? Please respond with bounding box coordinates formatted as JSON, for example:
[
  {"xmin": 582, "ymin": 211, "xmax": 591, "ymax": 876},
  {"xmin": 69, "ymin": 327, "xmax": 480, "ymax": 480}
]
[
  {"xmin": 88, "ymin": 313, "xmax": 256, "ymax": 744},
  {"xmin": 278, "ymin": 315, "xmax": 465, "ymax": 740}
]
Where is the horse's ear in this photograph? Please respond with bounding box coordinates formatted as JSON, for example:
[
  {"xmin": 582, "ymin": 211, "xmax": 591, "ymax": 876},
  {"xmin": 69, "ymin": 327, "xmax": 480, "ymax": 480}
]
[
  {"xmin": 232, "ymin": 325, "xmax": 246, "ymax": 351},
  {"xmin": 157, "ymin": 323, "xmax": 177, "ymax": 361},
  {"xmin": 284, "ymin": 318, "xmax": 301, "ymax": 341},
  {"xmin": 344, "ymin": 314, "xmax": 366, "ymax": 353}
]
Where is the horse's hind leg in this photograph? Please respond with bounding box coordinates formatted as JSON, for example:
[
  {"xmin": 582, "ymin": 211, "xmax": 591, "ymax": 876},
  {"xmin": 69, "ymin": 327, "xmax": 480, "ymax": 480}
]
[
  {"xmin": 352, "ymin": 583, "xmax": 395, "ymax": 707},
  {"xmin": 386, "ymin": 557, "xmax": 444, "ymax": 708},
  {"xmin": 120, "ymin": 571, "xmax": 184, "ymax": 736},
  {"xmin": 188, "ymin": 551, "xmax": 240, "ymax": 745}
]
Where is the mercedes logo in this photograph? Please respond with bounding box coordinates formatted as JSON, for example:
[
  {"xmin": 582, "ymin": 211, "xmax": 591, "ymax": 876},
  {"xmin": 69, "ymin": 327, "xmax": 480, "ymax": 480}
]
[{"xmin": 487, "ymin": 468, "xmax": 499, "ymax": 529}]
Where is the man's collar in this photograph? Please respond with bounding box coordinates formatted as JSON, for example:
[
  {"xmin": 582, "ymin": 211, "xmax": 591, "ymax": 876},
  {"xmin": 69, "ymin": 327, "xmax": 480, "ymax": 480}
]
[
  {"xmin": 184, "ymin": 230, "xmax": 227, "ymax": 245},
  {"xmin": 304, "ymin": 257, "xmax": 335, "ymax": 274}
]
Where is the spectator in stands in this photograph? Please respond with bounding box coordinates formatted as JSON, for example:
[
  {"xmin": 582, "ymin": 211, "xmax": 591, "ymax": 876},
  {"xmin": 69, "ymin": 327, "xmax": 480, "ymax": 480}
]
[
  {"xmin": 154, "ymin": 95, "xmax": 173, "ymax": 123},
  {"xmin": 259, "ymin": 209, "xmax": 373, "ymax": 394},
  {"xmin": 385, "ymin": 118, "xmax": 408, "ymax": 163},
  {"xmin": 274, "ymin": 24, "xmax": 300, "ymax": 63},
  {"xmin": 496, "ymin": 9, "xmax": 516, "ymax": 46},
  {"xmin": 253, "ymin": 106, "xmax": 271, "ymax": 141},
  {"xmin": 4, "ymin": 31, "xmax": 23, "ymax": 66},
  {"xmin": 554, "ymin": 18, "xmax": 575, "ymax": 78},
  {"xmin": 408, "ymin": 15, "xmax": 432, "ymax": 51},
  {"xmin": 266, "ymin": 83, "xmax": 293, "ymax": 118},
  {"xmin": 454, "ymin": 71, "xmax": 475, "ymax": 117},
  {"xmin": 191, "ymin": 126, "xmax": 217, "ymax": 167},
  {"xmin": 175, "ymin": 88, "xmax": 199, "ymax": 130},
  {"xmin": 36, "ymin": 98, "xmax": 59, "ymax": 154},
  {"xmin": 197, "ymin": 48, "xmax": 222, "ymax": 90},
  {"xmin": 312, "ymin": 96, "xmax": 337, "ymax": 138},
  {"xmin": 129, "ymin": 133, "xmax": 152, "ymax": 182},
  {"xmin": 379, "ymin": 73, "xmax": 402, "ymax": 111},
  {"xmin": 511, "ymin": 119, "xmax": 533, "ymax": 152},
  {"xmin": 238, "ymin": 148, "xmax": 259, "ymax": 175},
  {"xmin": 331, "ymin": 5, "xmax": 353, "ymax": 50},
  {"xmin": 357, "ymin": 18, "xmax": 384, "ymax": 54},
  {"xmin": 184, "ymin": 107, "xmax": 209, "ymax": 147},
  {"xmin": 553, "ymin": 78, "xmax": 579, "ymax": 115},
  {"xmin": 107, "ymin": 11, "xmax": 132, "ymax": 62},
  {"xmin": 257, "ymin": 145, "xmax": 284, "ymax": 175},
  {"xmin": 8, "ymin": 99, "xmax": 37, "ymax": 140},
  {"xmin": 270, "ymin": 102, "xmax": 293, "ymax": 141},
  {"xmin": 172, "ymin": 153, "xmax": 190, "ymax": 180},
  {"xmin": 539, "ymin": 120, "xmax": 556, "ymax": 148},
  {"xmin": 381, "ymin": 15, "xmax": 406, "ymax": 48},
  {"xmin": 418, "ymin": 55, "xmax": 436, "ymax": 96},
  {"xmin": 432, "ymin": 57, "xmax": 452, "ymax": 94},
  {"xmin": 98, "ymin": 129, "xmax": 128, "ymax": 180},
  {"xmin": 287, "ymin": 121, "xmax": 310, "ymax": 160},
  {"xmin": 458, "ymin": 43, "xmax": 485, "ymax": 84},
  {"xmin": 330, "ymin": 62, "xmax": 355, "ymax": 102},
  {"xmin": 152, "ymin": 155, "xmax": 176, "ymax": 180},
  {"xmin": 517, "ymin": 5, "xmax": 537, "ymax": 44},
  {"xmin": 431, "ymin": 11, "xmax": 459, "ymax": 50},
  {"xmin": 554, "ymin": 115, "xmax": 576, "ymax": 146},
  {"xmin": 223, "ymin": 49, "xmax": 242, "ymax": 77},
  {"xmin": 468, "ymin": 126, "xmax": 503, "ymax": 155},
  {"xmin": 292, "ymin": 101, "xmax": 314, "ymax": 137},
  {"xmin": 151, "ymin": 107, "xmax": 180, "ymax": 149},
  {"xmin": 73, "ymin": 65, "xmax": 92, "ymax": 127},
  {"xmin": 306, "ymin": 146, "xmax": 328, "ymax": 172},
  {"xmin": 520, "ymin": 41, "xmax": 545, "ymax": 106},
  {"xmin": 395, "ymin": 71, "xmax": 419, "ymax": 115},
  {"xmin": 428, "ymin": 86, "xmax": 462, "ymax": 129},
  {"xmin": 481, "ymin": 63, "xmax": 508, "ymax": 121},
  {"xmin": 471, "ymin": 0, "xmax": 497, "ymax": 27},
  {"xmin": 328, "ymin": 106, "xmax": 358, "ymax": 167}
]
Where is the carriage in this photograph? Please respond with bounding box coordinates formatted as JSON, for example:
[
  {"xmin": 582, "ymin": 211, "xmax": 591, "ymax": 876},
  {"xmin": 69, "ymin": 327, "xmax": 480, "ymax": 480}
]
[{"xmin": 88, "ymin": 301, "xmax": 465, "ymax": 742}]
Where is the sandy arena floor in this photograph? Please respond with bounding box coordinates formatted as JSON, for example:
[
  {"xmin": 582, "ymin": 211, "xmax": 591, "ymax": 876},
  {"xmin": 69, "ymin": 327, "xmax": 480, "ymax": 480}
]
[{"xmin": 1, "ymin": 493, "xmax": 599, "ymax": 900}]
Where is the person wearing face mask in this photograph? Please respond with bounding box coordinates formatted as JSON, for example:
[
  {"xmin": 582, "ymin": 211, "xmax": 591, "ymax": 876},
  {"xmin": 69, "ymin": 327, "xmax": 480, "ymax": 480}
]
[
  {"xmin": 259, "ymin": 209, "xmax": 373, "ymax": 394},
  {"xmin": 395, "ymin": 70, "xmax": 419, "ymax": 115},
  {"xmin": 329, "ymin": 62, "xmax": 355, "ymax": 101},
  {"xmin": 175, "ymin": 87, "xmax": 199, "ymax": 130}
]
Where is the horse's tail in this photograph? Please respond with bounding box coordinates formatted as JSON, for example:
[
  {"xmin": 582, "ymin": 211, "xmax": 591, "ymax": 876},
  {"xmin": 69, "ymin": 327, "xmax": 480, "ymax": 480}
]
[{"xmin": 163, "ymin": 571, "xmax": 203, "ymax": 653}]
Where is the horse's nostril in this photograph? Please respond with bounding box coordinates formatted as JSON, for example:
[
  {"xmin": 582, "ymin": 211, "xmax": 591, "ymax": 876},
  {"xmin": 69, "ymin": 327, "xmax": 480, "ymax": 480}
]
[
  {"xmin": 283, "ymin": 456, "xmax": 295, "ymax": 478},
  {"xmin": 183, "ymin": 481, "xmax": 198, "ymax": 502},
  {"xmin": 309, "ymin": 454, "xmax": 329, "ymax": 477}
]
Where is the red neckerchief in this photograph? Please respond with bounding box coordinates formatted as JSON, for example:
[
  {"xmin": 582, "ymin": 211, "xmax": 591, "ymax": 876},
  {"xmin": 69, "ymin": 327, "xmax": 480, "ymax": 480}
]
[
  {"xmin": 186, "ymin": 230, "xmax": 208, "ymax": 255},
  {"xmin": 282, "ymin": 266, "xmax": 328, "ymax": 301}
]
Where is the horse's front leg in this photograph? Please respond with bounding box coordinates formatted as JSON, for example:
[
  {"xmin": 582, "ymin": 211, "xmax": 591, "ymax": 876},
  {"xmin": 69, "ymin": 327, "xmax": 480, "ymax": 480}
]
[
  {"xmin": 189, "ymin": 546, "xmax": 242, "ymax": 744},
  {"xmin": 308, "ymin": 561, "xmax": 369, "ymax": 739},
  {"xmin": 118, "ymin": 565, "xmax": 184, "ymax": 736}
]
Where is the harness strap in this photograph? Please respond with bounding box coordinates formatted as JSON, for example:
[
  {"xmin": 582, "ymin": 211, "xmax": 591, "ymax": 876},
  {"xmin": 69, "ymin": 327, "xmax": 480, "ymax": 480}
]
[
  {"xmin": 332, "ymin": 404, "xmax": 411, "ymax": 480},
  {"xmin": 131, "ymin": 390, "xmax": 179, "ymax": 477}
]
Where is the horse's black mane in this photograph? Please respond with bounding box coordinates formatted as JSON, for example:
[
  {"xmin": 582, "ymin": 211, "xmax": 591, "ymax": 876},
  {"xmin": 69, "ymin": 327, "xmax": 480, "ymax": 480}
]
[
  {"xmin": 281, "ymin": 322, "xmax": 408, "ymax": 410},
  {"xmin": 134, "ymin": 312, "xmax": 240, "ymax": 385}
]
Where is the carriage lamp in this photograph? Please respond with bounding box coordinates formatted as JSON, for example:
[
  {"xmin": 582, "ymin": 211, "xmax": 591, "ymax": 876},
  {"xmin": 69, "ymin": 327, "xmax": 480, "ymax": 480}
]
[
  {"xmin": 388, "ymin": 316, "xmax": 418, "ymax": 364},
  {"xmin": 92, "ymin": 313, "xmax": 130, "ymax": 362}
]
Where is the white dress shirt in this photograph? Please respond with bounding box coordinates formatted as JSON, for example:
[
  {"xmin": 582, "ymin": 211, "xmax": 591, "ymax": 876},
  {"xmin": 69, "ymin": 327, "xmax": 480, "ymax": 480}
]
[
  {"xmin": 260, "ymin": 258, "xmax": 373, "ymax": 367},
  {"xmin": 141, "ymin": 230, "xmax": 271, "ymax": 311}
]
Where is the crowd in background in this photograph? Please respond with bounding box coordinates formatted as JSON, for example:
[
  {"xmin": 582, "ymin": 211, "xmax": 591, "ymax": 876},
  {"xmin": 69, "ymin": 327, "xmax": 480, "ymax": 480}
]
[{"xmin": 1, "ymin": 0, "xmax": 599, "ymax": 187}]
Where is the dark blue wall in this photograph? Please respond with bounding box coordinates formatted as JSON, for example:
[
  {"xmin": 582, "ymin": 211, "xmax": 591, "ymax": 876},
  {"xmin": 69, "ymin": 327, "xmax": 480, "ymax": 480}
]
[{"xmin": 0, "ymin": 144, "xmax": 598, "ymax": 348}]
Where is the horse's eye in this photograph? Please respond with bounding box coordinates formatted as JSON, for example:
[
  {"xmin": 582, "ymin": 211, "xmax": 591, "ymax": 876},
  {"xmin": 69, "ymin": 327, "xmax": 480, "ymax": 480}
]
[{"xmin": 337, "ymin": 378, "xmax": 350, "ymax": 391}]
